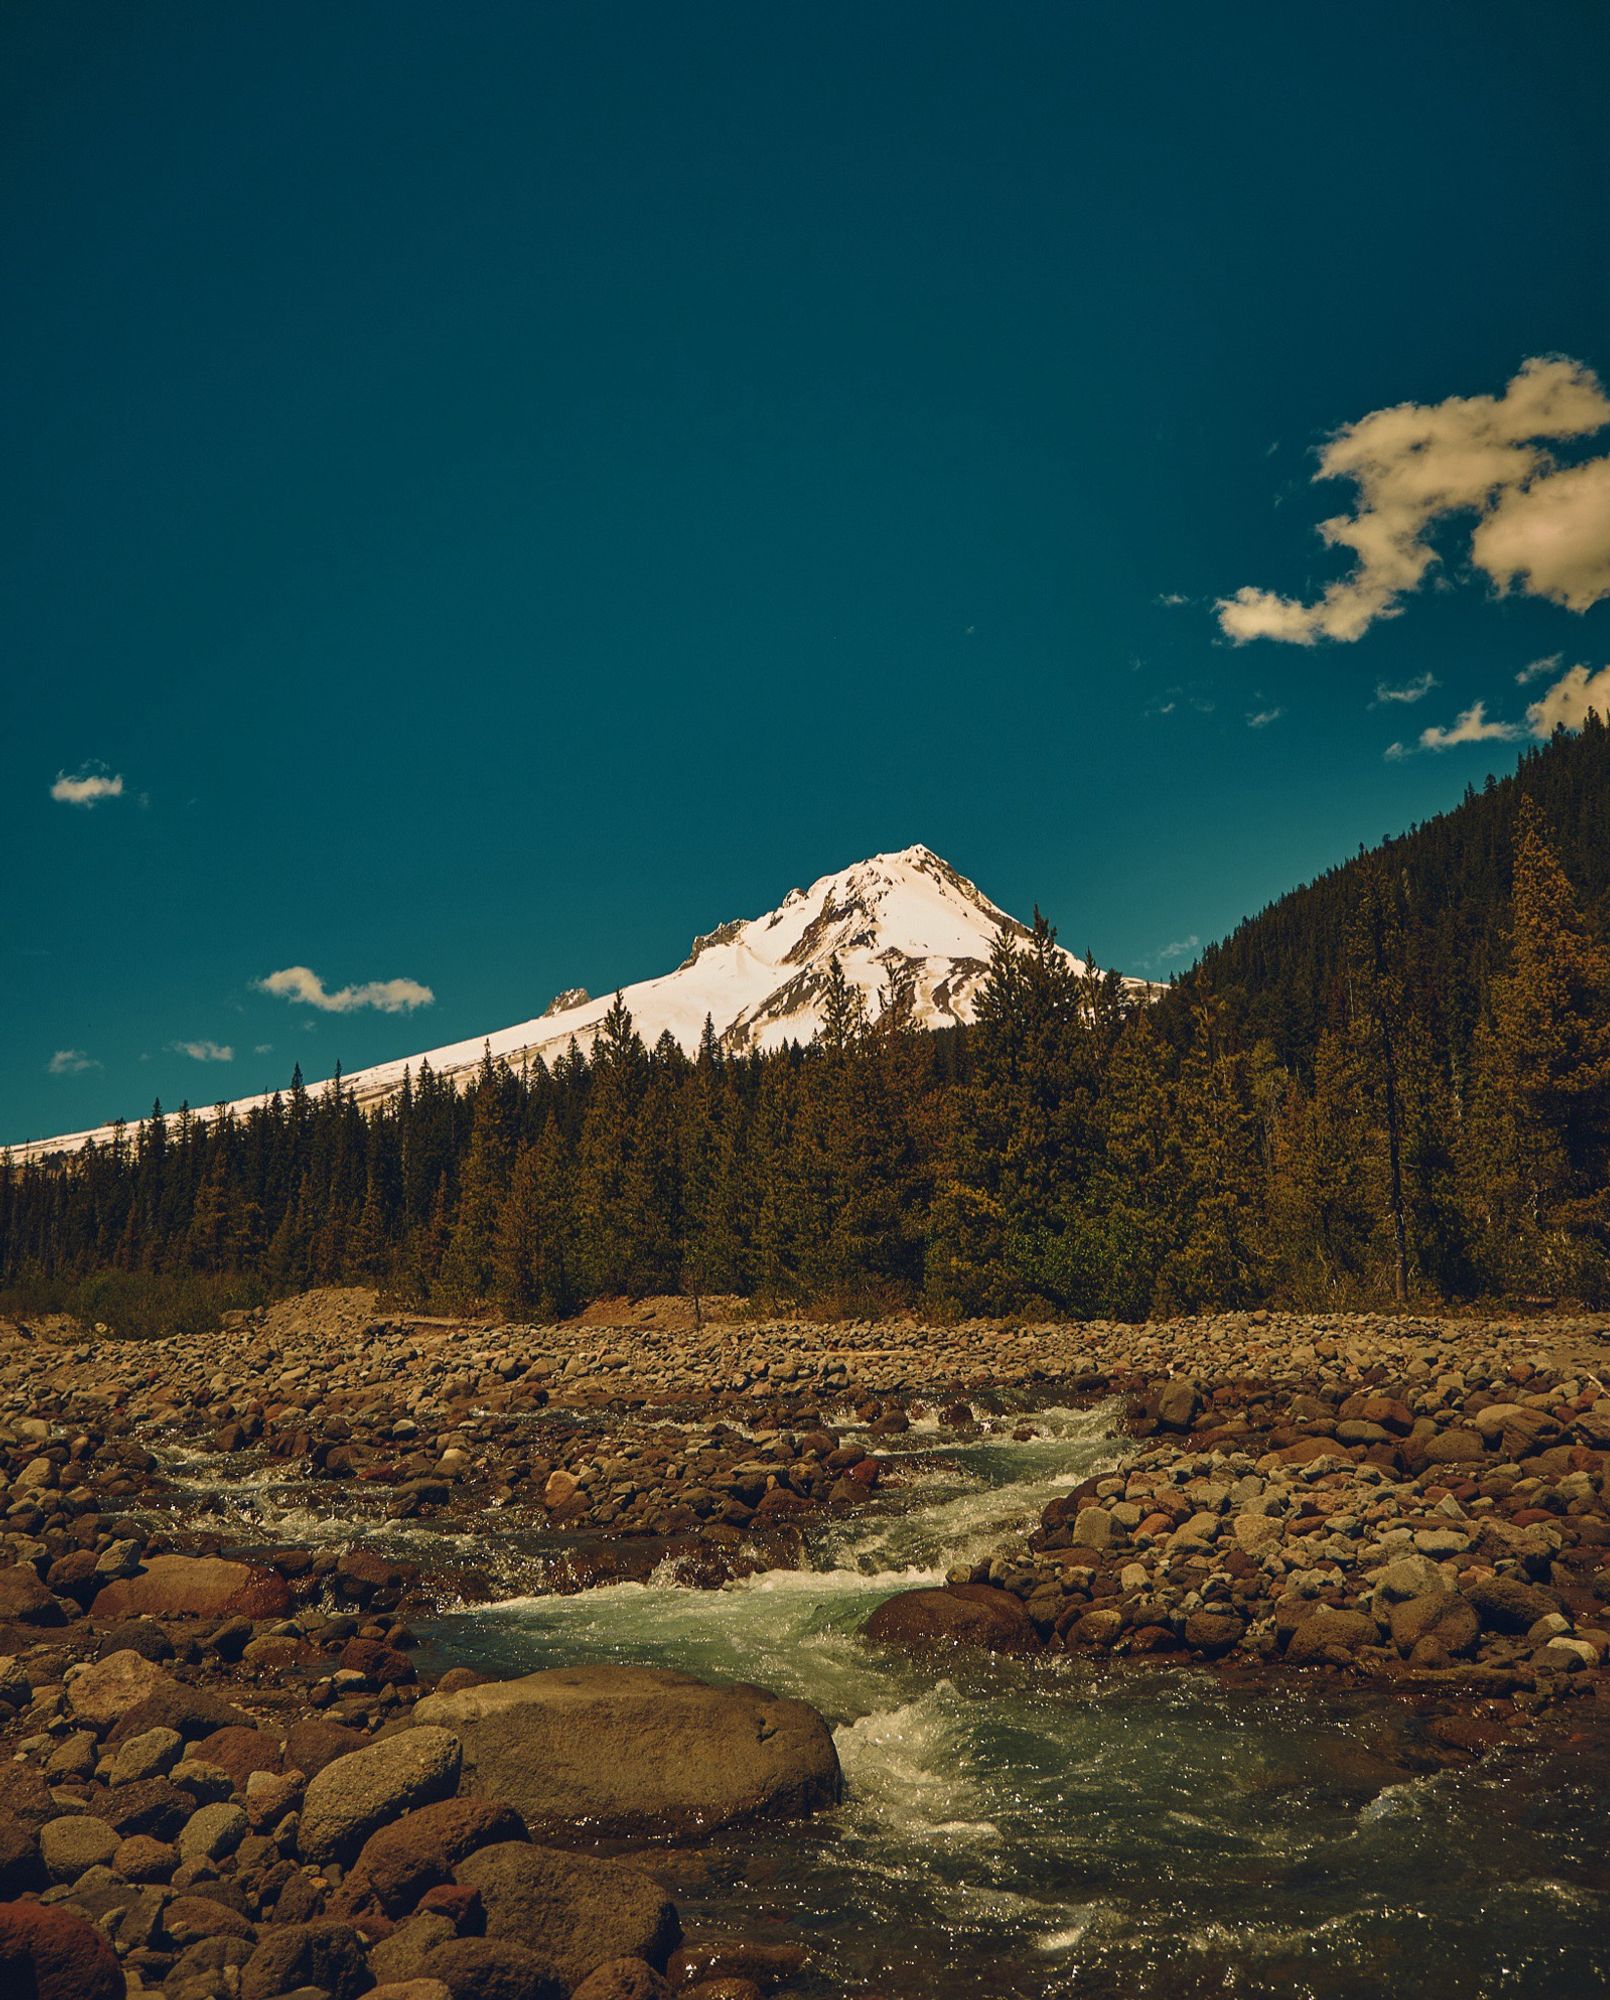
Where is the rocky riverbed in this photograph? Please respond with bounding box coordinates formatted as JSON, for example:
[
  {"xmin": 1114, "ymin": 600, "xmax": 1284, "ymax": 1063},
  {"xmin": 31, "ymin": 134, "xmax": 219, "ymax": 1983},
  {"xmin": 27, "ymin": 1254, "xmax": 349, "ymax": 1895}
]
[{"xmin": 1, "ymin": 1289, "xmax": 1607, "ymax": 1999}]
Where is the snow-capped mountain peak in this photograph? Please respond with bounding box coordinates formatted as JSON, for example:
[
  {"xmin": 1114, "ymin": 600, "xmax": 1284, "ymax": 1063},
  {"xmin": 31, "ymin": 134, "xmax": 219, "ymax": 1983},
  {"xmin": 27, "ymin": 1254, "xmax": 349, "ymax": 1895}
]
[{"xmin": 11, "ymin": 846, "xmax": 1146, "ymax": 1158}]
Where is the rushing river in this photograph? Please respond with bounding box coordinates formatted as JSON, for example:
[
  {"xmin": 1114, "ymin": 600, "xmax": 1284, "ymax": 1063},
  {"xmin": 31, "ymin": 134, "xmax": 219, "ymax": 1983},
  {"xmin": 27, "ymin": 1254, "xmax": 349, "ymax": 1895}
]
[{"xmin": 425, "ymin": 1406, "xmax": 1610, "ymax": 1999}]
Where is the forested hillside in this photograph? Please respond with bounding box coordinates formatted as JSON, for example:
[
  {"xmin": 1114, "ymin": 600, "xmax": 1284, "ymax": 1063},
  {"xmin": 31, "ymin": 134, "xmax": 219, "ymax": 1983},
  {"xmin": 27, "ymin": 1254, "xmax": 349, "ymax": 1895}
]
[
  {"xmin": 6, "ymin": 720, "xmax": 1610, "ymax": 1328},
  {"xmin": 1184, "ymin": 714, "xmax": 1610, "ymax": 1077}
]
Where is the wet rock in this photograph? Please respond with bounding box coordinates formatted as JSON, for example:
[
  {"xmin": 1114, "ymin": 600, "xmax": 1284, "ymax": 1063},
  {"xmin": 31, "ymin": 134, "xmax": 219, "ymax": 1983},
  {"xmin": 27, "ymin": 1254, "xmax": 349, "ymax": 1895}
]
[
  {"xmin": 90, "ymin": 1554, "xmax": 290, "ymax": 1623},
  {"xmin": 1387, "ymin": 1592, "xmax": 1480, "ymax": 1657},
  {"xmin": 1464, "ymin": 1573, "xmax": 1561, "ymax": 1632},
  {"xmin": 1183, "ymin": 1608, "xmax": 1244, "ymax": 1656},
  {"xmin": 1156, "ymin": 1379, "xmax": 1199, "ymax": 1431},
  {"xmin": 863, "ymin": 1584, "xmax": 1040, "ymax": 1657},
  {"xmin": 572, "ymin": 1958, "xmax": 674, "ymax": 2000},
  {"xmin": 299, "ymin": 1726, "xmax": 463, "ymax": 1865},
  {"xmin": 457, "ymin": 1842, "xmax": 680, "ymax": 1991},
  {"xmin": 415, "ymin": 1665, "xmax": 840, "ymax": 1843},
  {"xmin": 1071, "ymin": 1506, "xmax": 1117, "ymax": 1551},
  {"xmin": 666, "ymin": 1940, "xmax": 807, "ymax": 1991},
  {"xmin": 1285, "ymin": 1607, "xmax": 1379, "ymax": 1665}
]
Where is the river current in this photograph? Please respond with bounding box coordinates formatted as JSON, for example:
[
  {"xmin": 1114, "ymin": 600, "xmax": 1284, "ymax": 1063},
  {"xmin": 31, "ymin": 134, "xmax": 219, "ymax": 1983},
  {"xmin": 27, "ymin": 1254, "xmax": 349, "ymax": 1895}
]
[{"xmin": 420, "ymin": 1406, "xmax": 1610, "ymax": 1999}]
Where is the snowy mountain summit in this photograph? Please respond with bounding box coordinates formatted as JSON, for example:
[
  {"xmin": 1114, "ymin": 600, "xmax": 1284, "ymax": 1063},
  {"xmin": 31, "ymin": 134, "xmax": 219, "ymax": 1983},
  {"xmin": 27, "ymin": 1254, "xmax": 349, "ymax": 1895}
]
[{"xmin": 14, "ymin": 846, "xmax": 1146, "ymax": 1157}]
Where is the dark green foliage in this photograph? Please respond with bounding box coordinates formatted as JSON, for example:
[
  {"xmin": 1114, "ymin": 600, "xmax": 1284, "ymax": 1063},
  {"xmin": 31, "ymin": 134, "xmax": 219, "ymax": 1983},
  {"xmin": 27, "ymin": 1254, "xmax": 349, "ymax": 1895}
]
[{"xmin": 7, "ymin": 722, "xmax": 1610, "ymax": 1321}]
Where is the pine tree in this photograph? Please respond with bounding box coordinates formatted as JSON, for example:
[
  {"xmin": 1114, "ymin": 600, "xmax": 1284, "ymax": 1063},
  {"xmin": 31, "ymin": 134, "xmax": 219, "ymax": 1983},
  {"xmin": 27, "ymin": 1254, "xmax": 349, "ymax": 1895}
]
[
  {"xmin": 494, "ymin": 1122, "xmax": 577, "ymax": 1317},
  {"xmin": 439, "ymin": 1048, "xmax": 517, "ymax": 1306},
  {"xmin": 1460, "ymin": 799, "xmax": 1610, "ymax": 1296}
]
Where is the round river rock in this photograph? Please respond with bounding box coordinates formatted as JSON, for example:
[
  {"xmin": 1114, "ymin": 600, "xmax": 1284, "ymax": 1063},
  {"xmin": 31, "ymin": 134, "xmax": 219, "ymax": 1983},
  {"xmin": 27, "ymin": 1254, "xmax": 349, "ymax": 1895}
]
[{"xmin": 413, "ymin": 1664, "xmax": 841, "ymax": 1841}]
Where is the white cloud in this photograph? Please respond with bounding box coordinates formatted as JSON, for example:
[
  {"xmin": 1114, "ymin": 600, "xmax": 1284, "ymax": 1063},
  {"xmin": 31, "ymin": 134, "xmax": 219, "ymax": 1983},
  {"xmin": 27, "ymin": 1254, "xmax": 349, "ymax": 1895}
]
[
  {"xmin": 1515, "ymin": 652, "xmax": 1561, "ymax": 684},
  {"xmin": 1416, "ymin": 701, "xmax": 1526, "ymax": 752},
  {"xmin": 1526, "ymin": 661, "xmax": 1610, "ymax": 735},
  {"xmin": 256, "ymin": 965, "xmax": 436, "ymax": 1014},
  {"xmin": 1217, "ymin": 356, "xmax": 1610, "ymax": 644},
  {"xmin": 170, "ymin": 1039, "xmax": 234, "ymax": 1063},
  {"xmin": 253, "ymin": 1042, "xmax": 274, "ymax": 1055},
  {"xmin": 1472, "ymin": 453, "xmax": 1610, "ymax": 611},
  {"xmin": 50, "ymin": 765, "xmax": 125, "ymax": 807},
  {"xmin": 1374, "ymin": 672, "xmax": 1438, "ymax": 704},
  {"xmin": 1246, "ymin": 706, "xmax": 1284, "ymax": 728},
  {"xmin": 47, "ymin": 1049, "xmax": 100, "ymax": 1075},
  {"xmin": 1157, "ymin": 591, "xmax": 1190, "ymax": 607},
  {"xmin": 1152, "ymin": 934, "xmax": 1201, "ymax": 965}
]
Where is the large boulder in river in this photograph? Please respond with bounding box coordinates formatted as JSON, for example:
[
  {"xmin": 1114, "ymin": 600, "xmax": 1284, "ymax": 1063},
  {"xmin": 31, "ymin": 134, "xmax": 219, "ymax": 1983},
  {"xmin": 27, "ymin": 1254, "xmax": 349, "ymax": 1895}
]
[
  {"xmin": 456, "ymin": 1841, "xmax": 680, "ymax": 1991},
  {"xmin": 863, "ymin": 1583, "xmax": 1040, "ymax": 1656},
  {"xmin": 90, "ymin": 1555, "xmax": 289, "ymax": 1622},
  {"xmin": 412, "ymin": 1665, "xmax": 840, "ymax": 1843}
]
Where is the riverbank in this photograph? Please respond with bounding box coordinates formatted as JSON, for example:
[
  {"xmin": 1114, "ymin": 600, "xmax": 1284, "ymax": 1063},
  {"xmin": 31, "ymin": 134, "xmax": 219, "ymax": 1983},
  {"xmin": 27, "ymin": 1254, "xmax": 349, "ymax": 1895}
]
[{"xmin": 1, "ymin": 1290, "xmax": 1607, "ymax": 1997}]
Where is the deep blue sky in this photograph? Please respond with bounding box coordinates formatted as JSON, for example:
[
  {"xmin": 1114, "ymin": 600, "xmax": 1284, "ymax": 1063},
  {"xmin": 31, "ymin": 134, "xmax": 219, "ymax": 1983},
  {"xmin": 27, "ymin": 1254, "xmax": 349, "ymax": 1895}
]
[{"xmin": 5, "ymin": 2, "xmax": 1608, "ymax": 1141}]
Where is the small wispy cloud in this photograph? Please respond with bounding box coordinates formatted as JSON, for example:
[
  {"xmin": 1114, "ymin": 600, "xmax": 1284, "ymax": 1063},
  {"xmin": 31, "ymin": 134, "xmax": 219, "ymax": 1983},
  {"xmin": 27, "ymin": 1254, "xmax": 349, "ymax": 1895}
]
[
  {"xmin": 1246, "ymin": 706, "xmax": 1284, "ymax": 728},
  {"xmin": 1515, "ymin": 652, "xmax": 1562, "ymax": 685},
  {"xmin": 1156, "ymin": 591, "xmax": 1190, "ymax": 607},
  {"xmin": 47, "ymin": 1048, "xmax": 100, "ymax": 1075},
  {"xmin": 1418, "ymin": 701, "xmax": 1527, "ymax": 751},
  {"xmin": 256, "ymin": 965, "xmax": 436, "ymax": 1014},
  {"xmin": 50, "ymin": 763, "xmax": 124, "ymax": 807},
  {"xmin": 1373, "ymin": 672, "xmax": 1438, "ymax": 705},
  {"xmin": 1150, "ymin": 934, "xmax": 1201, "ymax": 967},
  {"xmin": 253, "ymin": 1042, "xmax": 274, "ymax": 1055},
  {"xmin": 1147, "ymin": 684, "xmax": 1215, "ymax": 718},
  {"xmin": 1387, "ymin": 700, "xmax": 1525, "ymax": 759},
  {"xmin": 169, "ymin": 1039, "xmax": 235, "ymax": 1063}
]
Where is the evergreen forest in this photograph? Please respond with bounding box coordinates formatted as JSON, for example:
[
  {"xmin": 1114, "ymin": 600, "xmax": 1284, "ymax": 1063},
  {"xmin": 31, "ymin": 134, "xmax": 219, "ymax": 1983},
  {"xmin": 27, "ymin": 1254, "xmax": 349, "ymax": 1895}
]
[{"xmin": 7, "ymin": 721, "xmax": 1610, "ymax": 1332}]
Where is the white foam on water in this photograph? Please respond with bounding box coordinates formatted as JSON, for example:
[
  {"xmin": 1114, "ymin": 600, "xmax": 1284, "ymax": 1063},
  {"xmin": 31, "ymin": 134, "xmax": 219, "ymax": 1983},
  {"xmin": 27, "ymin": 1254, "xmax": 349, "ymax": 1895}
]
[
  {"xmin": 1035, "ymin": 1906, "xmax": 1110, "ymax": 1954},
  {"xmin": 834, "ymin": 1683, "xmax": 1002, "ymax": 1848}
]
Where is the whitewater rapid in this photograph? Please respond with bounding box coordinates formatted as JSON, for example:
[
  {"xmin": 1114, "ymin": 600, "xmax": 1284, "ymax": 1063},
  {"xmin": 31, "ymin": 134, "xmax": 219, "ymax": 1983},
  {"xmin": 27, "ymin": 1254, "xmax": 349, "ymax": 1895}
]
[{"xmin": 426, "ymin": 1401, "xmax": 1610, "ymax": 1999}]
